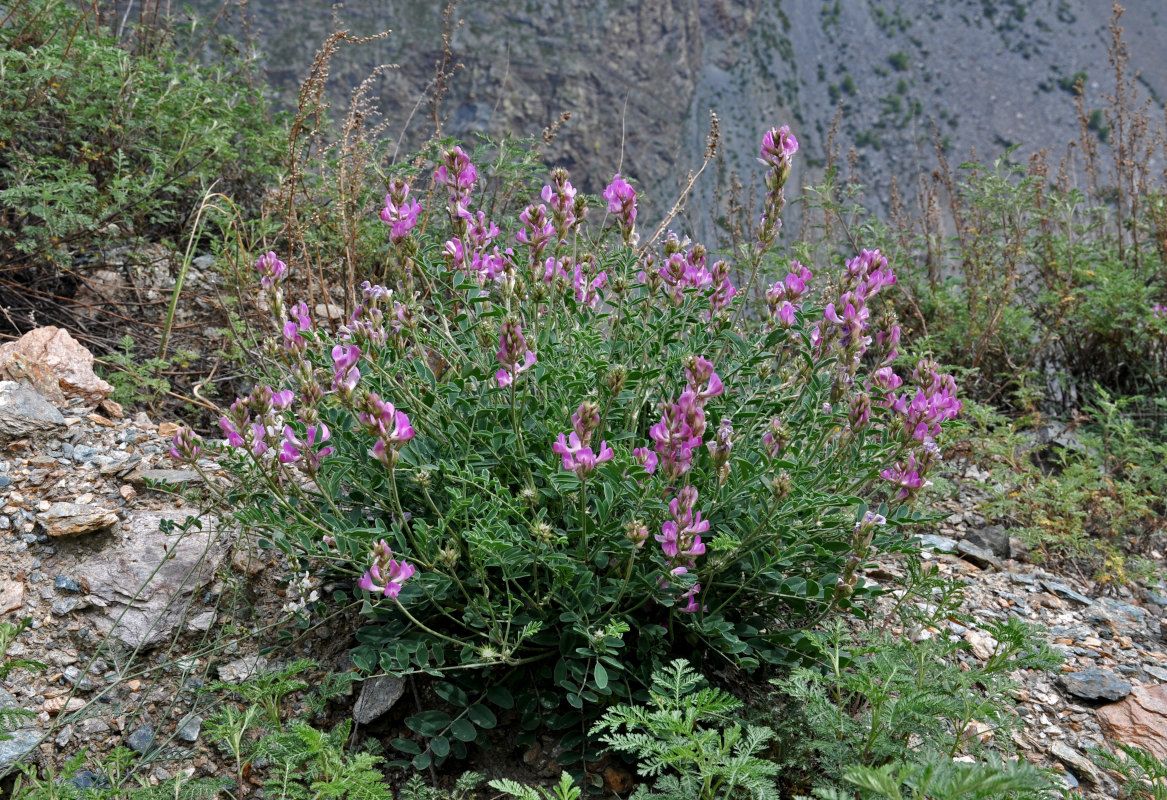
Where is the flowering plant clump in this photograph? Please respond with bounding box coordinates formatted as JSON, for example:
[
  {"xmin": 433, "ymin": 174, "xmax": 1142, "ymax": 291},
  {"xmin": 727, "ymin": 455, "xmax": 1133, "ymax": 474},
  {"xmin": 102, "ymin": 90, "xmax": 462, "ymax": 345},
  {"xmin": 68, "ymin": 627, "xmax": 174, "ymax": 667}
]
[{"xmin": 207, "ymin": 133, "xmax": 960, "ymax": 767}]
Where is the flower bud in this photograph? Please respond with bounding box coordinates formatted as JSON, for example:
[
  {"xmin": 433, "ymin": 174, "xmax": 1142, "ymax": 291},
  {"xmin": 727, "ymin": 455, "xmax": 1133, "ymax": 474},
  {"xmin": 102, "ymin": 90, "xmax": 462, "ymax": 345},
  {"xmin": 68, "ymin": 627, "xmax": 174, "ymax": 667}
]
[
  {"xmin": 605, "ymin": 365, "xmax": 628, "ymax": 395},
  {"xmin": 770, "ymin": 471, "xmax": 792, "ymax": 503}
]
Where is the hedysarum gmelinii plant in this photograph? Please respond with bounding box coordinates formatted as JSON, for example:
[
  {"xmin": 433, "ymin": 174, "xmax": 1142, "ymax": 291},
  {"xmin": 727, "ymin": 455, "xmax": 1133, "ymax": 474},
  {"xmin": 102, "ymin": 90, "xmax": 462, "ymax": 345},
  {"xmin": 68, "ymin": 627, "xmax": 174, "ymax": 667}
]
[{"xmin": 195, "ymin": 130, "xmax": 960, "ymax": 766}]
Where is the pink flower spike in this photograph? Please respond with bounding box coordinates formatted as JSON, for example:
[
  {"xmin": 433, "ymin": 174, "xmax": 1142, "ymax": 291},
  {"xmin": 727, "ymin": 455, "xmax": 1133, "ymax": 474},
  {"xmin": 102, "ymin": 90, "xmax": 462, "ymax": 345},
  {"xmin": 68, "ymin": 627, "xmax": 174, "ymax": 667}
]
[
  {"xmin": 632, "ymin": 446, "xmax": 658, "ymax": 475},
  {"xmin": 255, "ymin": 251, "xmax": 288, "ymax": 290}
]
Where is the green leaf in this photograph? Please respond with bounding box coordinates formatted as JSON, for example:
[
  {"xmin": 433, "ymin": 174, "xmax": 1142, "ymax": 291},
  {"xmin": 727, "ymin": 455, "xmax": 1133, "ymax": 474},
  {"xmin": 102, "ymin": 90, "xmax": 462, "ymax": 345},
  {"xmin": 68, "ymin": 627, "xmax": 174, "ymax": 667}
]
[
  {"xmin": 467, "ymin": 704, "xmax": 497, "ymax": 729},
  {"xmin": 405, "ymin": 710, "xmax": 451, "ymax": 737},
  {"xmin": 593, "ymin": 662, "xmax": 608, "ymax": 690},
  {"xmin": 449, "ymin": 719, "xmax": 477, "ymax": 742},
  {"xmin": 412, "ymin": 752, "xmax": 432, "ymax": 770},
  {"xmin": 487, "ymin": 687, "xmax": 514, "ymax": 708},
  {"xmin": 390, "ymin": 737, "xmax": 421, "ymax": 755},
  {"xmin": 435, "ymin": 682, "xmax": 470, "ymax": 707},
  {"xmin": 430, "ymin": 735, "xmax": 450, "ymax": 758}
]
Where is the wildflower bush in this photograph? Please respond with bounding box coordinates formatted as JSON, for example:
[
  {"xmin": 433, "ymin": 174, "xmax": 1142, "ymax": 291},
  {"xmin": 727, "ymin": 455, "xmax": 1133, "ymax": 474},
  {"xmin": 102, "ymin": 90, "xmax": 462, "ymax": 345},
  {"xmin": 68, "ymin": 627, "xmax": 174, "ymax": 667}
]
[{"xmin": 178, "ymin": 126, "xmax": 962, "ymax": 766}]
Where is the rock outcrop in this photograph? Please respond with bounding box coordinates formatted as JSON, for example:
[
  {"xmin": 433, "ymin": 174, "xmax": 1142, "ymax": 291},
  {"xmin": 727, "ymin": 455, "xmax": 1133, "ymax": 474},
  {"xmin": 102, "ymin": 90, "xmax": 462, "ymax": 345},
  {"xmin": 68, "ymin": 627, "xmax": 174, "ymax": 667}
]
[{"xmin": 0, "ymin": 327, "xmax": 112, "ymax": 403}]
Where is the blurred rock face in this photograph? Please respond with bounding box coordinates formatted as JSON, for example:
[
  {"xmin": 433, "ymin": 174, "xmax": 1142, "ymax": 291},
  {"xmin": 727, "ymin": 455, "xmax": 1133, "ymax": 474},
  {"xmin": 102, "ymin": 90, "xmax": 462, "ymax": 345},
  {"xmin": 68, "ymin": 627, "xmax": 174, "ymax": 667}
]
[{"xmin": 197, "ymin": 0, "xmax": 1167, "ymax": 243}]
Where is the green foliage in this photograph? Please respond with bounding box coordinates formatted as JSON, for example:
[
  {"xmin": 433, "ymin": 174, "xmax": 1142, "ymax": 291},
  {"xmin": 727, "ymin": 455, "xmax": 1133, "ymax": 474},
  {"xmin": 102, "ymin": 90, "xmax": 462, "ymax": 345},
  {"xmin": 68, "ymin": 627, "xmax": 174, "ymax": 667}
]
[
  {"xmin": 10, "ymin": 748, "xmax": 231, "ymax": 800},
  {"xmin": 207, "ymin": 658, "xmax": 314, "ymax": 727},
  {"xmin": 807, "ymin": 754, "xmax": 1053, "ymax": 800},
  {"xmin": 888, "ymin": 51, "xmax": 910, "ymax": 72},
  {"xmin": 775, "ymin": 571, "xmax": 1059, "ymax": 796},
  {"xmin": 401, "ymin": 771, "xmax": 485, "ymax": 800},
  {"xmin": 100, "ymin": 335, "xmax": 174, "ymax": 408},
  {"xmin": 0, "ymin": 0, "xmax": 282, "ymax": 266},
  {"xmin": 589, "ymin": 659, "xmax": 781, "ymax": 800},
  {"xmin": 490, "ymin": 773, "xmax": 582, "ymax": 800},
  {"xmin": 0, "ymin": 617, "xmax": 44, "ymax": 681},
  {"xmin": 826, "ymin": 151, "xmax": 1167, "ymax": 406},
  {"xmin": 253, "ymin": 720, "xmax": 394, "ymax": 800},
  {"xmin": 1093, "ymin": 742, "xmax": 1167, "ymax": 800},
  {"xmin": 1, "ymin": 617, "xmax": 42, "ymax": 743},
  {"xmin": 1059, "ymin": 70, "xmax": 1088, "ymax": 93},
  {"xmin": 977, "ymin": 391, "xmax": 1167, "ymax": 586}
]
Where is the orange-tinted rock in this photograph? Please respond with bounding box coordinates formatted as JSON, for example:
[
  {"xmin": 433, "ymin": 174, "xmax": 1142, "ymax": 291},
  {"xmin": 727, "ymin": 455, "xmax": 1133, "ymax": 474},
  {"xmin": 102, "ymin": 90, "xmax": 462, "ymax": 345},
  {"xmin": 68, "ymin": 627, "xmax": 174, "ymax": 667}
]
[
  {"xmin": 602, "ymin": 765, "xmax": 634, "ymax": 795},
  {"xmin": 1097, "ymin": 684, "xmax": 1167, "ymax": 761},
  {"xmin": 0, "ymin": 327, "xmax": 112, "ymax": 403}
]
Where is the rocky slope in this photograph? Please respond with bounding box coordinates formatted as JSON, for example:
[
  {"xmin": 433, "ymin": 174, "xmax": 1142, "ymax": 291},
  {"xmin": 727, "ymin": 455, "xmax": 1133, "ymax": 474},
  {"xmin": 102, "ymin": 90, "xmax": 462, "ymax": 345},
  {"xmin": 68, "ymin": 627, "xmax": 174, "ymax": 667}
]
[
  {"xmin": 190, "ymin": 0, "xmax": 1167, "ymax": 242},
  {"xmin": 3, "ymin": 326, "xmax": 1167, "ymax": 795}
]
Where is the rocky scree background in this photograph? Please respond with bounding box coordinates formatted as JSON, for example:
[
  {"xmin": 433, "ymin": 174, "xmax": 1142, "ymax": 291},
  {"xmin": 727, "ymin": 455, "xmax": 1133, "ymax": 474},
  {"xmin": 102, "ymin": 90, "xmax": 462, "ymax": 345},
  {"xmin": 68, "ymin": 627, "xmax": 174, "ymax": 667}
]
[{"xmin": 190, "ymin": 0, "xmax": 1167, "ymax": 242}]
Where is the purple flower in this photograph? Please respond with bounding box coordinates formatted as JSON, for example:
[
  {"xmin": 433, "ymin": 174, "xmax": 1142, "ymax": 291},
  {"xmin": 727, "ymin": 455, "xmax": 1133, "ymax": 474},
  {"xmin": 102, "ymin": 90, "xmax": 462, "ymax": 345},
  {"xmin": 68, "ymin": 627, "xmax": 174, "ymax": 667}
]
[
  {"xmin": 272, "ymin": 389, "xmax": 295, "ymax": 410},
  {"xmin": 762, "ymin": 418, "xmax": 788, "ymax": 459},
  {"xmin": 684, "ymin": 356, "xmax": 724, "ymax": 403},
  {"xmin": 380, "ymin": 180, "xmax": 422, "ymax": 243},
  {"xmin": 881, "ymin": 455, "xmax": 931, "ymax": 501},
  {"xmin": 848, "ymin": 392, "xmax": 872, "ymax": 432},
  {"xmin": 357, "ymin": 539, "xmax": 416, "ymax": 598},
  {"xmin": 632, "ymin": 446, "xmax": 658, "ymax": 475},
  {"xmin": 869, "ymin": 366, "xmax": 903, "ymax": 393},
  {"xmin": 434, "ymin": 146, "xmax": 477, "ymax": 221},
  {"xmin": 331, "ymin": 344, "xmax": 361, "ymax": 395},
  {"xmin": 358, "ymin": 393, "xmax": 415, "ymax": 467},
  {"xmin": 444, "ymin": 237, "xmax": 466, "ymax": 269},
  {"xmin": 542, "ymin": 256, "xmax": 568, "ymax": 284},
  {"xmin": 757, "ymin": 126, "xmax": 797, "ymax": 249},
  {"xmin": 516, "ymin": 204, "xmax": 555, "ymax": 260},
  {"xmin": 542, "ymin": 167, "xmax": 581, "ymax": 241},
  {"xmin": 255, "ymin": 251, "xmax": 288, "ymax": 290},
  {"xmin": 572, "ymin": 260, "xmax": 606, "ymax": 308},
  {"xmin": 570, "ymin": 402, "xmax": 601, "ymax": 445},
  {"xmin": 1153, "ymin": 304, "xmax": 1167, "ymax": 317},
  {"xmin": 758, "ymin": 125, "xmax": 799, "ymax": 171},
  {"xmin": 496, "ymin": 319, "xmax": 537, "ymax": 387},
  {"xmin": 656, "ymin": 486, "xmax": 710, "ymax": 567},
  {"xmin": 467, "ymin": 211, "xmax": 500, "ymax": 248},
  {"xmin": 278, "ymin": 429, "xmax": 301, "ymax": 464},
  {"xmin": 280, "ymin": 422, "xmax": 334, "ymax": 473},
  {"xmin": 709, "ymin": 260, "xmax": 737, "ymax": 314},
  {"xmin": 250, "ymin": 421, "xmax": 269, "ymax": 457},
  {"xmin": 650, "ymin": 393, "xmax": 704, "ymax": 480},
  {"xmin": 602, "ymin": 173, "xmax": 637, "ymax": 245},
  {"xmin": 626, "ymin": 520, "xmax": 650, "ymax": 549},
  {"xmin": 552, "ymin": 431, "xmax": 613, "ymax": 478},
  {"xmin": 169, "ymin": 427, "xmax": 202, "ymax": 462},
  {"xmin": 219, "ymin": 416, "xmax": 245, "ymax": 448}
]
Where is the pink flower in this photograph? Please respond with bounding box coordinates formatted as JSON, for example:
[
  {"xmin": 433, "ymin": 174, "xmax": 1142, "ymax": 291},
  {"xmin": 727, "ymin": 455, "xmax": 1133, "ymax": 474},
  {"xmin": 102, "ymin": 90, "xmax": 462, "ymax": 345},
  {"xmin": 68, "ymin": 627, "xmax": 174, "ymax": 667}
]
[
  {"xmin": 169, "ymin": 427, "xmax": 202, "ymax": 462},
  {"xmin": 255, "ymin": 251, "xmax": 288, "ymax": 290},
  {"xmin": 762, "ymin": 418, "xmax": 788, "ymax": 459},
  {"xmin": 553, "ymin": 430, "xmax": 613, "ymax": 478},
  {"xmin": 684, "ymin": 356, "xmax": 723, "ymax": 402},
  {"xmin": 632, "ymin": 446, "xmax": 658, "ymax": 475},
  {"xmin": 358, "ymin": 393, "xmax": 415, "ymax": 466},
  {"xmin": 880, "ymin": 455, "xmax": 932, "ymax": 501},
  {"xmin": 572, "ymin": 260, "xmax": 607, "ymax": 308},
  {"xmin": 517, "ymin": 204, "xmax": 555, "ymax": 260},
  {"xmin": 496, "ymin": 320, "xmax": 537, "ymax": 387},
  {"xmin": 358, "ymin": 540, "xmax": 416, "ymax": 598},
  {"xmin": 444, "ymin": 237, "xmax": 465, "ymax": 269},
  {"xmin": 602, "ymin": 173, "xmax": 637, "ymax": 244},
  {"xmin": 626, "ymin": 521, "xmax": 650, "ymax": 549},
  {"xmin": 380, "ymin": 180, "xmax": 422, "ymax": 243},
  {"xmin": 434, "ymin": 146, "xmax": 477, "ymax": 220},
  {"xmin": 281, "ymin": 423, "xmax": 333, "ymax": 472},
  {"xmin": 758, "ymin": 125, "xmax": 799, "ymax": 171},
  {"xmin": 331, "ymin": 344, "xmax": 361, "ymax": 395}
]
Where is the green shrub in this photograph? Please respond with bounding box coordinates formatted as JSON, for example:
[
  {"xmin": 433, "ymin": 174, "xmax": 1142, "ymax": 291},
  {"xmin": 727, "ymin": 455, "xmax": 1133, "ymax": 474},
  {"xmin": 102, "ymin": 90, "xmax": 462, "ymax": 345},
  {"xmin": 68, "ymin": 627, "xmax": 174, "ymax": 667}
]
[
  {"xmin": 182, "ymin": 127, "xmax": 963, "ymax": 767},
  {"xmin": 0, "ymin": 0, "xmax": 281, "ymax": 269}
]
